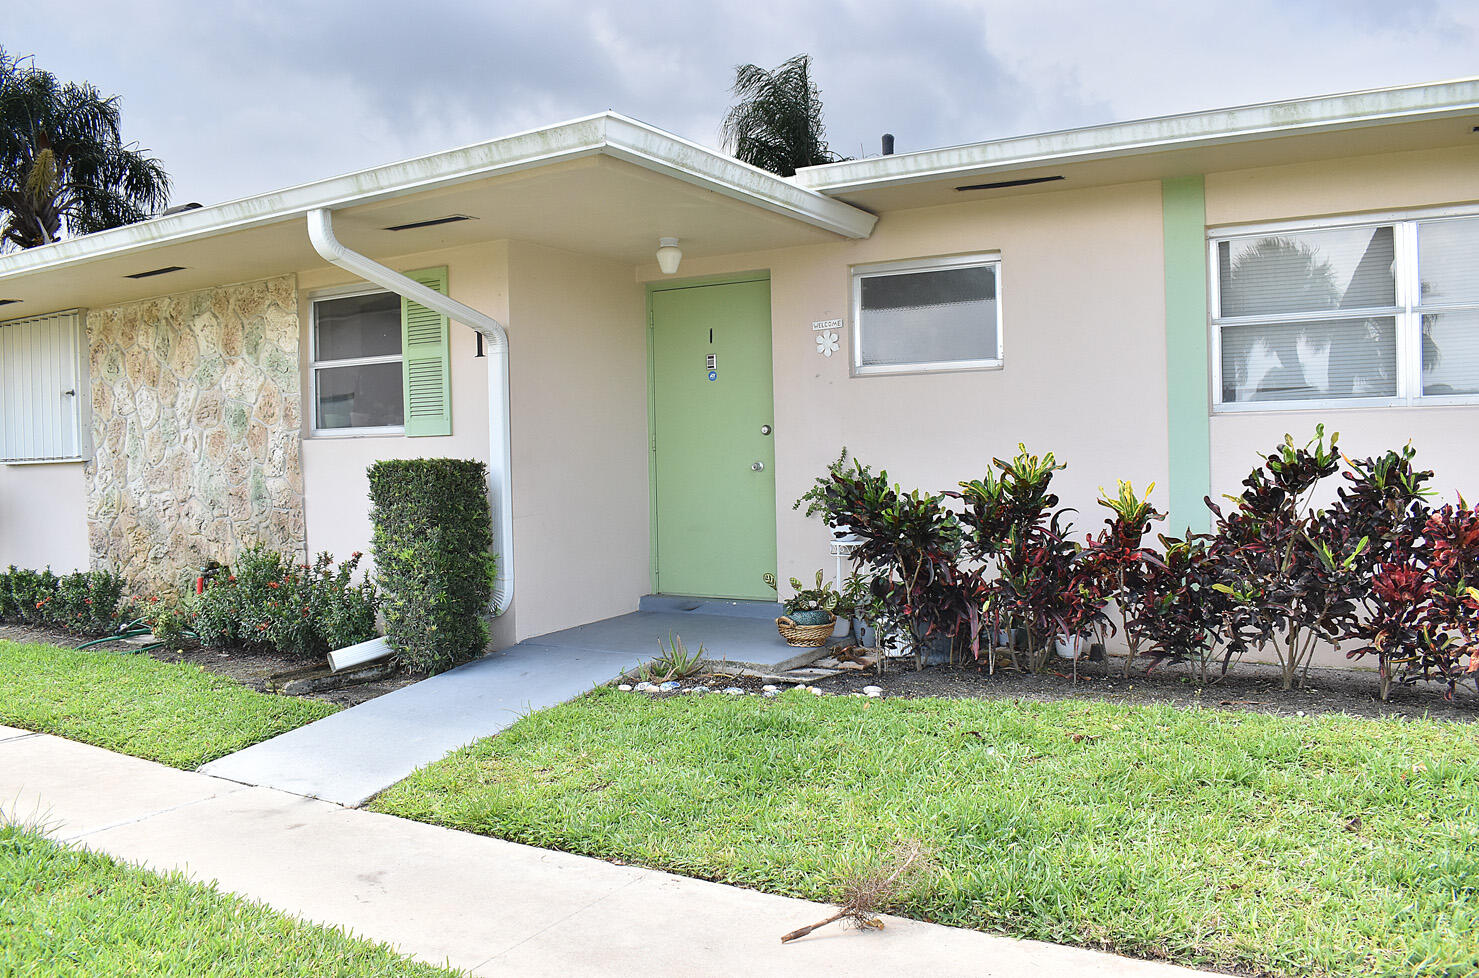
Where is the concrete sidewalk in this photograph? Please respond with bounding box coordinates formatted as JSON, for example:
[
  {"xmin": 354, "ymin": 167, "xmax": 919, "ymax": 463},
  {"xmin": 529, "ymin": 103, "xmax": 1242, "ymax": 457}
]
[
  {"xmin": 2, "ymin": 727, "xmax": 1209, "ymax": 978},
  {"xmin": 200, "ymin": 604, "xmax": 819, "ymax": 807}
]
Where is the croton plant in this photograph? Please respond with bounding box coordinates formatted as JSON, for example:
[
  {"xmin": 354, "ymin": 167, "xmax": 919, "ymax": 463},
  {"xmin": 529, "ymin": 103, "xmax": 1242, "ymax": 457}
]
[{"xmin": 794, "ymin": 429, "xmax": 1476, "ymax": 698}]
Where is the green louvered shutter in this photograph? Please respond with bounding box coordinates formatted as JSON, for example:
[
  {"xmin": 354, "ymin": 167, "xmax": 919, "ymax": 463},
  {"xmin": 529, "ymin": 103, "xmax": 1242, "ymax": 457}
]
[{"xmin": 401, "ymin": 266, "xmax": 452, "ymax": 437}]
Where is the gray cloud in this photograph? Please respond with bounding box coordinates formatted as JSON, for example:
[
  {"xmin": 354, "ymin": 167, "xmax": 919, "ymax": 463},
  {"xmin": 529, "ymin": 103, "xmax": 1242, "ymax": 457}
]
[{"xmin": 8, "ymin": 1, "xmax": 1477, "ymax": 205}]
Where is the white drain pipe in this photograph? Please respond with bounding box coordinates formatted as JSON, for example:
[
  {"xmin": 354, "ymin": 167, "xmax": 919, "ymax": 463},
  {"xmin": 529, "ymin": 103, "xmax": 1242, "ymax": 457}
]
[{"xmin": 307, "ymin": 208, "xmax": 515, "ymax": 622}]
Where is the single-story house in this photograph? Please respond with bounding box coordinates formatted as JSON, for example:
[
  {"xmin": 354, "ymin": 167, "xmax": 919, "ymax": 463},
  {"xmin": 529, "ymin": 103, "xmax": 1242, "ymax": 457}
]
[{"xmin": 2, "ymin": 78, "xmax": 1477, "ymax": 653}]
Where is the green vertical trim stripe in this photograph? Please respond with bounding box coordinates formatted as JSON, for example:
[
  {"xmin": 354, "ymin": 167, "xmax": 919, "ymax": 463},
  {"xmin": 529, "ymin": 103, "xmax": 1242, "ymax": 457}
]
[
  {"xmin": 402, "ymin": 266, "xmax": 452, "ymax": 438},
  {"xmin": 1162, "ymin": 177, "xmax": 1212, "ymax": 535}
]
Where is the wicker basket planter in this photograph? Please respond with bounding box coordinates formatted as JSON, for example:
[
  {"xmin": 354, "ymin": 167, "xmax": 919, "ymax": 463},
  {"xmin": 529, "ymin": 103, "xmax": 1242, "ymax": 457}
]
[{"xmin": 776, "ymin": 614, "xmax": 836, "ymax": 647}]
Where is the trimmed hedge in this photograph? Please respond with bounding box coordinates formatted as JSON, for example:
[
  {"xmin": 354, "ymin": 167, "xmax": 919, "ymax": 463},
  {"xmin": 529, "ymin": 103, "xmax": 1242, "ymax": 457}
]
[
  {"xmin": 0, "ymin": 566, "xmax": 134, "ymax": 636},
  {"xmin": 368, "ymin": 458, "xmax": 496, "ymax": 673}
]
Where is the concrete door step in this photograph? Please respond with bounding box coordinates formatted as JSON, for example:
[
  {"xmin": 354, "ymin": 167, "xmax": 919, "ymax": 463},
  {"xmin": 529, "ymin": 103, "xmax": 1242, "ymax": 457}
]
[{"xmin": 638, "ymin": 594, "xmax": 785, "ymax": 619}]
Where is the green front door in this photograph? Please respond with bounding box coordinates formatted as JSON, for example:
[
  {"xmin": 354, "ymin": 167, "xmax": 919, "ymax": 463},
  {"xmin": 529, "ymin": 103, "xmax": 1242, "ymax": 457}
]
[{"xmin": 650, "ymin": 278, "xmax": 776, "ymax": 600}]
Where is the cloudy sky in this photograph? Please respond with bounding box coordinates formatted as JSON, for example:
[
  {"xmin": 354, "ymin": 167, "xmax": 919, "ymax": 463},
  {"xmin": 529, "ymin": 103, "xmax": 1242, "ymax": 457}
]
[{"xmin": 9, "ymin": 1, "xmax": 1478, "ymax": 206}]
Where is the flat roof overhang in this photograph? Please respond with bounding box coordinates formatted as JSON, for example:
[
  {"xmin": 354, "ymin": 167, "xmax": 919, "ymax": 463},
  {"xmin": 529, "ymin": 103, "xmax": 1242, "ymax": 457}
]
[
  {"xmin": 794, "ymin": 77, "xmax": 1479, "ymax": 211},
  {"xmin": 0, "ymin": 113, "xmax": 877, "ymax": 315}
]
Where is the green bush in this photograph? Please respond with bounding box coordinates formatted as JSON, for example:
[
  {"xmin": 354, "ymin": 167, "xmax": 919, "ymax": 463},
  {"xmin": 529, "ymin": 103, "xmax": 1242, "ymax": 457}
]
[
  {"xmin": 0, "ymin": 565, "xmax": 133, "ymax": 636},
  {"xmin": 189, "ymin": 547, "xmax": 378, "ymax": 659},
  {"xmin": 142, "ymin": 598, "xmax": 194, "ymax": 650},
  {"xmin": 368, "ymin": 458, "xmax": 496, "ymax": 674}
]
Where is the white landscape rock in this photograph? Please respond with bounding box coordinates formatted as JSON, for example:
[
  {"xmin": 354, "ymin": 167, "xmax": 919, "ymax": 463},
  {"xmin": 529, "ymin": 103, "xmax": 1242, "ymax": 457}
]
[
  {"xmin": 617, "ymin": 684, "xmax": 633, "ymax": 692},
  {"xmin": 863, "ymin": 686, "xmax": 883, "ymax": 698},
  {"xmin": 634, "ymin": 681, "xmax": 655, "ymax": 692},
  {"xmin": 722, "ymin": 687, "xmax": 746, "ymax": 695}
]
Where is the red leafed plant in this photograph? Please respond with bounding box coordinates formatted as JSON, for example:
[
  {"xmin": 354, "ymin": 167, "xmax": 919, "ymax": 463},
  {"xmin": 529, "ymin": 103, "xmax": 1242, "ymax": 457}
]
[
  {"xmin": 1351, "ymin": 501, "xmax": 1479, "ymax": 699},
  {"xmin": 958, "ymin": 447, "xmax": 1115, "ymax": 674},
  {"xmin": 1082, "ymin": 480, "xmax": 1163, "ymax": 677}
]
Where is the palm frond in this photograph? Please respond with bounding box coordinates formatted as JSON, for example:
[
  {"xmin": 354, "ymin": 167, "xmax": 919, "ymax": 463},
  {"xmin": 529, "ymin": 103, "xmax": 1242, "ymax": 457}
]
[
  {"xmin": 0, "ymin": 47, "xmax": 170, "ymax": 249},
  {"xmin": 720, "ymin": 54, "xmax": 848, "ymax": 177}
]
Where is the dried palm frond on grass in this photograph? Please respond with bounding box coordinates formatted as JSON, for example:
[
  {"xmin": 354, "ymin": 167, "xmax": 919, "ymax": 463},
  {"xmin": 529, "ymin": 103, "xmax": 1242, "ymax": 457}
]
[{"xmin": 780, "ymin": 840, "xmax": 931, "ymax": 944}]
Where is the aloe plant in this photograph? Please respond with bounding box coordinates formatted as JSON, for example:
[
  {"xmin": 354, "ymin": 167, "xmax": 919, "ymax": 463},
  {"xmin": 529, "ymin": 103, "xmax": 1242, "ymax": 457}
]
[{"xmin": 640, "ymin": 633, "xmax": 706, "ymax": 682}]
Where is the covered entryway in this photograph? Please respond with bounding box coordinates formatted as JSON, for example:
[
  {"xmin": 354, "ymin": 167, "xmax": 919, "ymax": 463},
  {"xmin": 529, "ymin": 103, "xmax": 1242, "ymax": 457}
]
[{"xmin": 649, "ymin": 277, "xmax": 777, "ymax": 600}]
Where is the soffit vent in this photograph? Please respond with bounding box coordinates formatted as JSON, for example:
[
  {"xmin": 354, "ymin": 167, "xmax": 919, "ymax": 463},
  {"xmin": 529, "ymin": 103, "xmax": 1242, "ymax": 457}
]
[
  {"xmin": 124, "ymin": 265, "xmax": 187, "ymax": 280},
  {"xmin": 956, "ymin": 175, "xmax": 1065, "ymax": 192},
  {"xmin": 384, "ymin": 214, "xmax": 476, "ymax": 232}
]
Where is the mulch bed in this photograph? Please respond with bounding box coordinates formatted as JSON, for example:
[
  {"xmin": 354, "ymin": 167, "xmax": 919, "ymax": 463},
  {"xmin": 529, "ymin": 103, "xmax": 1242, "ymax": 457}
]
[
  {"xmin": 713, "ymin": 650, "xmax": 1479, "ymax": 723},
  {"xmin": 0, "ymin": 623, "xmax": 417, "ymax": 708}
]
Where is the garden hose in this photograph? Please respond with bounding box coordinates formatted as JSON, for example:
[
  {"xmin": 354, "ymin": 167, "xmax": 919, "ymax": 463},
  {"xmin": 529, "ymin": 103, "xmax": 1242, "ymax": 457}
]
[{"xmin": 75, "ymin": 616, "xmax": 197, "ymax": 653}]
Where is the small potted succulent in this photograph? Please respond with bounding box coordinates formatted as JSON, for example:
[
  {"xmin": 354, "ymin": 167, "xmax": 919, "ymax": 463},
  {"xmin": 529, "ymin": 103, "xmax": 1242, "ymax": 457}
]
[{"xmin": 764, "ymin": 570, "xmax": 841, "ymax": 647}]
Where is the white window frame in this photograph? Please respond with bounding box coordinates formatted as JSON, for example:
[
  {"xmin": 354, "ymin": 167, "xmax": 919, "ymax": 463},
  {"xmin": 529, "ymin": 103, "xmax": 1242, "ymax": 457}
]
[
  {"xmin": 850, "ymin": 253, "xmax": 1004, "ymax": 377},
  {"xmin": 309, "ymin": 285, "xmax": 405, "ymax": 437},
  {"xmin": 1209, "ymin": 204, "xmax": 1479, "ymax": 414}
]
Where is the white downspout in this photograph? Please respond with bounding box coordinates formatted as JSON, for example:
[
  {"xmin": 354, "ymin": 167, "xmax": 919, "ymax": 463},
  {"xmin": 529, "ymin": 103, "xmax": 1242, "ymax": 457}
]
[{"xmin": 306, "ymin": 208, "xmax": 514, "ymax": 619}]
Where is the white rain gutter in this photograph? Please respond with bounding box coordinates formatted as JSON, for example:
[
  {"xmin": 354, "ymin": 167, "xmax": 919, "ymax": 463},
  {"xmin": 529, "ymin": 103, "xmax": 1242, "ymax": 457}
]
[
  {"xmin": 793, "ymin": 76, "xmax": 1479, "ymax": 195},
  {"xmin": 307, "ymin": 208, "xmax": 515, "ymax": 635}
]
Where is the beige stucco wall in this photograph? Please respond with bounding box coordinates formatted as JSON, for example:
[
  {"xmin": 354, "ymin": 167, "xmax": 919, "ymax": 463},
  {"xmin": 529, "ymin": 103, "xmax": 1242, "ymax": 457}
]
[
  {"xmin": 505, "ymin": 241, "xmax": 650, "ymax": 639},
  {"xmin": 640, "ymin": 181, "xmax": 1172, "ymax": 588},
  {"xmin": 1205, "ymin": 145, "xmax": 1479, "ymax": 507},
  {"xmin": 297, "ymin": 239, "xmax": 647, "ymax": 646},
  {"xmin": 86, "ymin": 277, "xmax": 305, "ymax": 590},
  {"xmin": 0, "ymin": 461, "xmax": 88, "ymax": 571}
]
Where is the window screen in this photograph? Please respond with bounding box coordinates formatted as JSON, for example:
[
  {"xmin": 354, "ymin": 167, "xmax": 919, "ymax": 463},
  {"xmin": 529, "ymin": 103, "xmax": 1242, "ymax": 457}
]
[
  {"xmin": 1213, "ymin": 213, "xmax": 1479, "ymax": 409},
  {"xmin": 312, "ymin": 291, "xmax": 404, "ymax": 431},
  {"xmin": 853, "ymin": 258, "xmax": 1000, "ymax": 373},
  {"xmin": 1418, "ymin": 217, "xmax": 1479, "ymax": 396}
]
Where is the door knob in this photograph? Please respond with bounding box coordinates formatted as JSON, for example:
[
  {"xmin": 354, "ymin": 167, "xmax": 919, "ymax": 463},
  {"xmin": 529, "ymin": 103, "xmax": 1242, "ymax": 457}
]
[
  {"xmin": 752, "ymin": 461, "xmax": 765, "ymax": 471},
  {"xmin": 760, "ymin": 424, "xmax": 772, "ymax": 436}
]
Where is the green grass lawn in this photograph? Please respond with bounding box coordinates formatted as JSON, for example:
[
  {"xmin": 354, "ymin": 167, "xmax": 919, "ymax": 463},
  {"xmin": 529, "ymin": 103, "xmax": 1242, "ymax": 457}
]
[
  {"xmin": 0, "ymin": 823, "xmax": 459, "ymax": 976},
  {"xmin": 0, "ymin": 640, "xmax": 336, "ymax": 768},
  {"xmin": 372, "ymin": 688, "xmax": 1479, "ymax": 978}
]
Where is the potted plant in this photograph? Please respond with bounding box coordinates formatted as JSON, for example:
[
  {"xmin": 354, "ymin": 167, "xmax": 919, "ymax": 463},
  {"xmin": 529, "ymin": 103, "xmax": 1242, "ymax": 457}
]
[
  {"xmin": 764, "ymin": 570, "xmax": 841, "ymax": 647},
  {"xmin": 840, "ymin": 572, "xmax": 876, "ymax": 645}
]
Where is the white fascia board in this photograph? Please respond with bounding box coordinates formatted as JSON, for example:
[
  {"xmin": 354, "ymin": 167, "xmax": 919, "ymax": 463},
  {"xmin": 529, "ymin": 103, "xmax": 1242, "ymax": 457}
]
[
  {"xmin": 0, "ymin": 113, "xmax": 876, "ymax": 283},
  {"xmin": 794, "ymin": 77, "xmax": 1479, "ymax": 193},
  {"xmin": 600, "ymin": 114, "xmax": 876, "ymax": 237}
]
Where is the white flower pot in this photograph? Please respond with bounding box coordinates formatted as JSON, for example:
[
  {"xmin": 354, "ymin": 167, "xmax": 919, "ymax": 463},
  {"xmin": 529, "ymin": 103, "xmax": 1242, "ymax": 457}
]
[{"xmin": 1054, "ymin": 634, "xmax": 1087, "ymax": 660}]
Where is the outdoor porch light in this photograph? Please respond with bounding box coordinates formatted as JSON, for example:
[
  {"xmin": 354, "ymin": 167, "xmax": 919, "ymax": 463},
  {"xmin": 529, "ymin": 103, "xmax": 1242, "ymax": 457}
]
[{"xmin": 656, "ymin": 237, "xmax": 682, "ymax": 275}]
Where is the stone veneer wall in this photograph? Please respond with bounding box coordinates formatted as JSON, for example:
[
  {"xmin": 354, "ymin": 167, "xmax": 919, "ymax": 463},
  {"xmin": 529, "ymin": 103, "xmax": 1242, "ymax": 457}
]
[{"xmin": 85, "ymin": 275, "xmax": 305, "ymax": 590}]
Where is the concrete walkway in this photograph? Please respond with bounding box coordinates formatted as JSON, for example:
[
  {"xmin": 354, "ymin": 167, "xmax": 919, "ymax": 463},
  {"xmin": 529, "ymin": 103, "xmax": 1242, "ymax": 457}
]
[
  {"xmin": 201, "ymin": 604, "xmax": 819, "ymax": 807},
  {"xmin": 2, "ymin": 727, "xmax": 1208, "ymax": 977}
]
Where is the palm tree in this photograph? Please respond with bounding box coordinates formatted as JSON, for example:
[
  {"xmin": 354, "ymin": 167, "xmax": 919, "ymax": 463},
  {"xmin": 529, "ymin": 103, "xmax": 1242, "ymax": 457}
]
[
  {"xmin": 0, "ymin": 48, "xmax": 170, "ymax": 250},
  {"xmin": 721, "ymin": 54, "xmax": 848, "ymax": 177}
]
